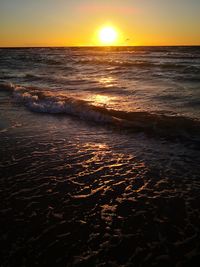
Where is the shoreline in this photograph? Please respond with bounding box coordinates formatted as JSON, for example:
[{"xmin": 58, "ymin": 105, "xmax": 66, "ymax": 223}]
[{"xmin": 0, "ymin": 93, "xmax": 200, "ymax": 266}]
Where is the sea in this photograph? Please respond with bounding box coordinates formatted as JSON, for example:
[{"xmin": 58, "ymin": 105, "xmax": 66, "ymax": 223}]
[{"xmin": 0, "ymin": 46, "xmax": 200, "ymax": 267}]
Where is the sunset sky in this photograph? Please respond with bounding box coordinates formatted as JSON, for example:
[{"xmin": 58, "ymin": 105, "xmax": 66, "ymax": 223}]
[{"xmin": 1, "ymin": 0, "xmax": 200, "ymax": 47}]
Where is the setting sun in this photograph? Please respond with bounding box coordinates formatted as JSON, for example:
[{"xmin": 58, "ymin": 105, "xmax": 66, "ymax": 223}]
[{"xmin": 99, "ymin": 26, "xmax": 118, "ymax": 45}]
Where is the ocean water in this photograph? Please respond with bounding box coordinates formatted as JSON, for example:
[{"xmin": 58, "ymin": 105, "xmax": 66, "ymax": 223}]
[
  {"xmin": 1, "ymin": 46, "xmax": 200, "ymax": 138},
  {"xmin": 0, "ymin": 47, "xmax": 200, "ymax": 266}
]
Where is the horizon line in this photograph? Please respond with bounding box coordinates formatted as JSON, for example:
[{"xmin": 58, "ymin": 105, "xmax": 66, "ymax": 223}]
[{"xmin": 0, "ymin": 44, "xmax": 200, "ymax": 49}]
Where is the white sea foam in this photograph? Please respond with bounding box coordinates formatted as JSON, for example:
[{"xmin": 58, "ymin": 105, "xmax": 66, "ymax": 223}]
[
  {"xmin": 0, "ymin": 82, "xmax": 199, "ymax": 140},
  {"xmin": 0, "ymin": 82, "xmax": 113, "ymax": 123}
]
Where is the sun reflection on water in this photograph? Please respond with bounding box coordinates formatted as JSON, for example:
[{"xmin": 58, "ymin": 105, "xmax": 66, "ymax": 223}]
[
  {"xmin": 99, "ymin": 76, "xmax": 115, "ymax": 87},
  {"xmin": 81, "ymin": 142, "xmax": 109, "ymax": 151},
  {"xmin": 86, "ymin": 94, "xmax": 116, "ymax": 107}
]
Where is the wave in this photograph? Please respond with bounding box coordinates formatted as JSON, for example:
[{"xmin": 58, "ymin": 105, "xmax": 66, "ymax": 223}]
[
  {"xmin": 1, "ymin": 82, "xmax": 200, "ymax": 141},
  {"xmin": 23, "ymin": 73, "xmax": 92, "ymax": 86},
  {"xmin": 76, "ymin": 58, "xmax": 200, "ymax": 72},
  {"xmin": 24, "ymin": 73, "xmax": 42, "ymax": 81},
  {"xmin": 77, "ymin": 58, "xmax": 155, "ymax": 68},
  {"xmin": 0, "ymin": 83, "xmax": 113, "ymax": 123}
]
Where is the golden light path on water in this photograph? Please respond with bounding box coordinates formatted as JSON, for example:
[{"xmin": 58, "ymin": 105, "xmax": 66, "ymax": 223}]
[
  {"xmin": 86, "ymin": 94, "xmax": 116, "ymax": 107},
  {"xmin": 99, "ymin": 76, "xmax": 115, "ymax": 87}
]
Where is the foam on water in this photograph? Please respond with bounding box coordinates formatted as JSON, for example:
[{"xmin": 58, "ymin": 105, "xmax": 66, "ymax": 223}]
[{"xmin": 1, "ymin": 82, "xmax": 200, "ymax": 141}]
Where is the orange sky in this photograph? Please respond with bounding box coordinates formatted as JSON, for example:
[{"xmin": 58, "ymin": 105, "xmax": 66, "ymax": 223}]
[{"xmin": 0, "ymin": 0, "xmax": 200, "ymax": 47}]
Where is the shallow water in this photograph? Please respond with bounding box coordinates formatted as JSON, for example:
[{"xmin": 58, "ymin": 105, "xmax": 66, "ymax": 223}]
[{"xmin": 0, "ymin": 47, "xmax": 200, "ymax": 266}]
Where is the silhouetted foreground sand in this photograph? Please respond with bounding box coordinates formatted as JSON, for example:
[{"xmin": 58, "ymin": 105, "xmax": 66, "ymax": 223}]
[
  {"xmin": 0, "ymin": 88, "xmax": 200, "ymax": 267},
  {"xmin": 0, "ymin": 124, "xmax": 200, "ymax": 267}
]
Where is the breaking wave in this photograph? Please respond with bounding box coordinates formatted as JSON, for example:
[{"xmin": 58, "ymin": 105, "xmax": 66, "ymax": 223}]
[{"xmin": 1, "ymin": 82, "xmax": 200, "ymax": 140}]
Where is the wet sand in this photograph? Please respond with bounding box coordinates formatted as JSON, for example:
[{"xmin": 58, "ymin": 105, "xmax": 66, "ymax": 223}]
[{"xmin": 0, "ymin": 91, "xmax": 200, "ymax": 266}]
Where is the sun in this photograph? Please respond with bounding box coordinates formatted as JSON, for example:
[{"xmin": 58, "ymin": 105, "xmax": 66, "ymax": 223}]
[{"xmin": 99, "ymin": 26, "xmax": 118, "ymax": 45}]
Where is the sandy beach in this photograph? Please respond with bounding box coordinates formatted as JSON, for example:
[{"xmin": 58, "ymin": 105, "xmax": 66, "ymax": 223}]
[{"xmin": 0, "ymin": 89, "xmax": 200, "ymax": 266}]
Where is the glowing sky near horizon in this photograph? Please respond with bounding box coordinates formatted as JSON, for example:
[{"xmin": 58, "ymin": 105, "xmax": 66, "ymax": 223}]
[{"xmin": 0, "ymin": 0, "xmax": 200, "ymax": 47}]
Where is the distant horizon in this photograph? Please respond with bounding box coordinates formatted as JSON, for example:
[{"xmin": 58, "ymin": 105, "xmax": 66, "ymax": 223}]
[{"xmin": 1, "ymin": 44, "xmax": 200, "ymax": 49}]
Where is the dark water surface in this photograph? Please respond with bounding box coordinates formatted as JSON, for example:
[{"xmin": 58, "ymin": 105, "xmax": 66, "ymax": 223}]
[{"xmin": 0, "ymin": 47, "xmax": 200, "ymax": 266}]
